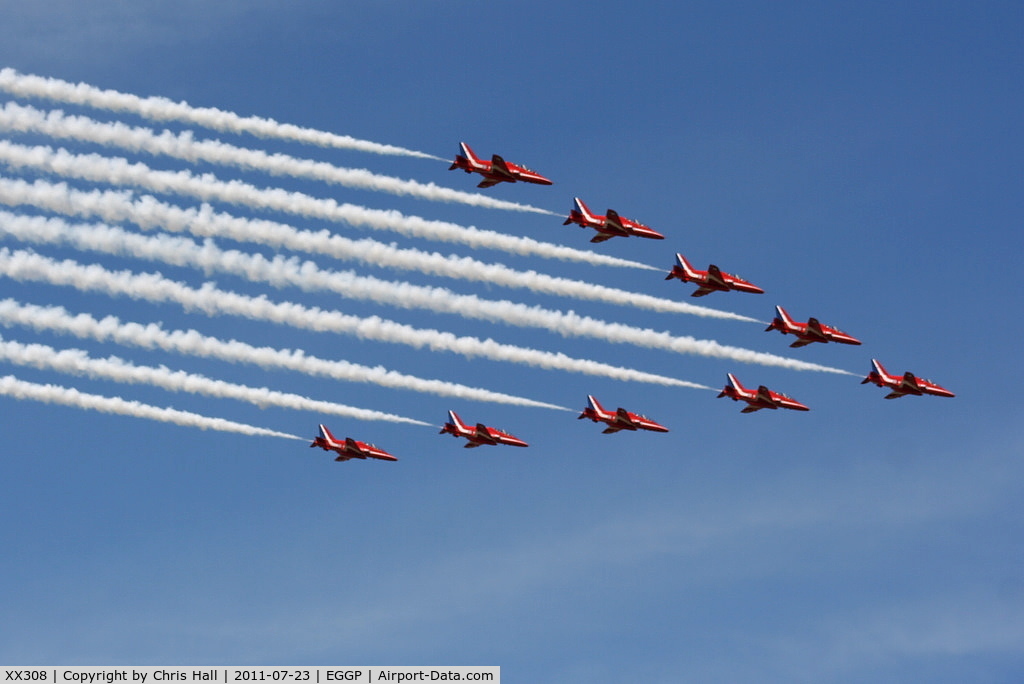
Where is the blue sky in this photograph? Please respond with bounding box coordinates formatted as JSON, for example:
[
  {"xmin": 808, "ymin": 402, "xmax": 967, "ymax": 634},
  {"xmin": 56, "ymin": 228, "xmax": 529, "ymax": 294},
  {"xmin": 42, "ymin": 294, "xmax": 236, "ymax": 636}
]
[{"xmin": 0, "ymin": 2, "xmax": 1022, "ymax": 681}]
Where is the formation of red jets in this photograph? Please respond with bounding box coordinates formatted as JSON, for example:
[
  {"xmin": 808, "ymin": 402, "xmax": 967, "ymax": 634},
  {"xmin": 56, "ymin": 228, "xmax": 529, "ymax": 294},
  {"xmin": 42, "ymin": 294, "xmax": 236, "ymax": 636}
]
[{"xmin": 309, "ymin": 142, "xmax": 954, "ymax": 462}]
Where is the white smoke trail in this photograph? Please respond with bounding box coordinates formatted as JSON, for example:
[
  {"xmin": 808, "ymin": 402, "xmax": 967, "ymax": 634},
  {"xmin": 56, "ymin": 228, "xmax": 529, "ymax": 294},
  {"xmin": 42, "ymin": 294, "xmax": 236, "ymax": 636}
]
[
  {"xmin": 0, "ymin": 67, "xmax": 445, "ymax": 160},
  {"xmin": 0, "ymin": 177, "xmax": 732, "ymax": 317},
  {"xmin": 0, "ymin": 102, "xmax": 555, "ymax": 215},
  {"xmin": 0, "ymin": 335, "xmax": 431, "ymax": 426},
  {"xmin": 0, "ymin": 299, "xmax": 574, "ymax": 409},
  {"xmin": 0, "ymin": 141, "xmax": 656, "ymax": 270},
  {"xmin": 0, "ymin": 249, "xmax": 717, "ymax": 385},
  {"xmin": 0, "ymin": 212, "xmax": 841, "ymax": 374},
  {"xmin": 0, "ymin": 373, "xmax": 304, "ymax": 440}
]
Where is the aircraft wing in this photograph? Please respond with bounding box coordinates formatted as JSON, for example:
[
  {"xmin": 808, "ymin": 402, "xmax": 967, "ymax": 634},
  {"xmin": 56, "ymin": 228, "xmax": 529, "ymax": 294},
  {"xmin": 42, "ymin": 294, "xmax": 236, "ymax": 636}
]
[
  {"xmin": 615, "ymin": 407, "xmax": 637, "ymax": 428},
  {"xmin": 706, "ymin": 264, "xmax": 729, "ymax": 289},
  {"xmin": 601, "ymin": 425, "xmax": 624, "ymax": 434},
  {"xmin": 894, "ymin": 373, "xmax": 926, "ymax": 396},
  {"xmin": 463, "ymin": 441, "xmax": 482, "ymax": 448},
  {"xmin": 790, "ymin": 338, "xmax": 813, "ymax": 348},
  {"xmin": 590, "ymin": 233, "xmax": 614, "ymax": 243},
  {"xmin": 741, "ymin": 405, "xmax": 763, "ymax": 413},
  {"xmin": 691, "ymin": 286, "xmax": 715, "ymax": 297},
  {"xmin": 756, "ymin": 386, "xmax": 777, "ymax": 406},
  {"xmin": 477, "ymin": 178, "xmax": 501, "ymax": 188},
  {"xmin": 805, "ymin": 318, "xmax": 829, "ymax": 341},
  {"xmin": 604, "ymin": 209, "xmax": 625, "ymax": 232},
  {"xmin": 474, "ymin": 423, "xmax": 498, "ymax": 445},
  {"xmin": 344, "ymin": 437, "xmax": 371, "ymax": 459},
  {"xmin": 489, "ymin": 154, "xmax": 516, "ymax": 181}
]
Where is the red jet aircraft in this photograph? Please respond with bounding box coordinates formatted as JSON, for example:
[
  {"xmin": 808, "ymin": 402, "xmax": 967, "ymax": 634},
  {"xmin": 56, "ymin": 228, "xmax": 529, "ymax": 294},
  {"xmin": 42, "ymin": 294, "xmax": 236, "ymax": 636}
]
[
  {"xmin": 562, "ymin": 197, "xmax": 665, "ymax": 243},
  {"xmin": 861, "ymin": 359, "xmax": 955, "ymax": 399},
  {"xmin": 448, "ymin": 142, "xmax": 553, "ymax": 188},
  {"xmin": 718, "ymin": 374, "xmax": 810, "ymax": 413},
  {"xmin": 310, "ymin": 424, "xmax": 398, "ymax": 462},
  {"xmin": 439, "ymin": 410, "xmax": 529, "ymax": 448},
  {"xmin": 765, "ymin": 305, "xmax": 862, "ymax": 348},
  {"xmin": 665, "ymin": 253, "xmax": 765, "ymax": 297},
  {"xmin": 578, "ymin": 395, "xmax": 669, "ymax": 434}
]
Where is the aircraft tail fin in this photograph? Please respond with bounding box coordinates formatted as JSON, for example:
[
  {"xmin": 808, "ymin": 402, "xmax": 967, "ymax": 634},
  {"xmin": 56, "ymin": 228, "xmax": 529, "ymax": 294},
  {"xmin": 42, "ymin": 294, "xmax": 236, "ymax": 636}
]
[
  {"xmin": 718, "ymin": 373, "xmax": 744, "ymax": 399},
  {"xmin": 586, "ymin": 394, "xmax": 609, "ymax": 417},
  {"xmin": 726, "ymin": 373, "xmax": 745, "ymax": 392},
  {"xmin": 458, "ymin": 142, "xmax": 486, "ymax": 169},
  {"xmin": 775, "ymin": 305, "xmax": 796, "ymax": 328},
  {"xmin": 675, "ymin": 253, "xmax": 699, "ymax": 278},
  {"xmin": 574, "ymin": 198, "xmax": 599, "ymax": 223},
  {"xmin": 447, "ymin": 410, "xmax": 469, "ymax": 432},
  {"xmin": 318, "ymin": 423, "xmax": 337, "ymax": 443},
  {"xmin": 863, "ymin": 358, "xmax": 893, "ymax": 385},
  {"xmin": 766, "ymin": 305, "xmax": 788, "ymax": 332}
]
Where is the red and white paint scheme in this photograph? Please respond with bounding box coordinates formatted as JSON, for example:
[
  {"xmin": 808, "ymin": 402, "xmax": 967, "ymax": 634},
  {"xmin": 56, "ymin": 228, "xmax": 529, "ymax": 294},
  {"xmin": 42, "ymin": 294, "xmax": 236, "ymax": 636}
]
[
  {"xmin": 439, "ymin": 410, "xmax": 529, "ymax": 448},
  {"xmin": 448, "ymin": 142, "xmax": 553, "ymax": 188},
  {"xmin": 861, "ymin": 359, "xmax": 955, "ymax": 399},
  {"xmin": 665, "ymin": 253, "xmax": 764, "ymax": 297},
  {"xmin": 562, "ymin": 197, "xmax": 665, "ymax": 243},
  {"xmin": 577, "ymin": 395, "xmax": 669, "ymax": 434},
  {"xmin": 310, "ymin": 424, "xmax": 398, "ymax": 462},
  {"xmin": 765, "ymin": 305, "xmax": 862, "ymax": 348},
  {"xmin": 717, "ymin": 373, "xmax": 810, "ymax": 413}
]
